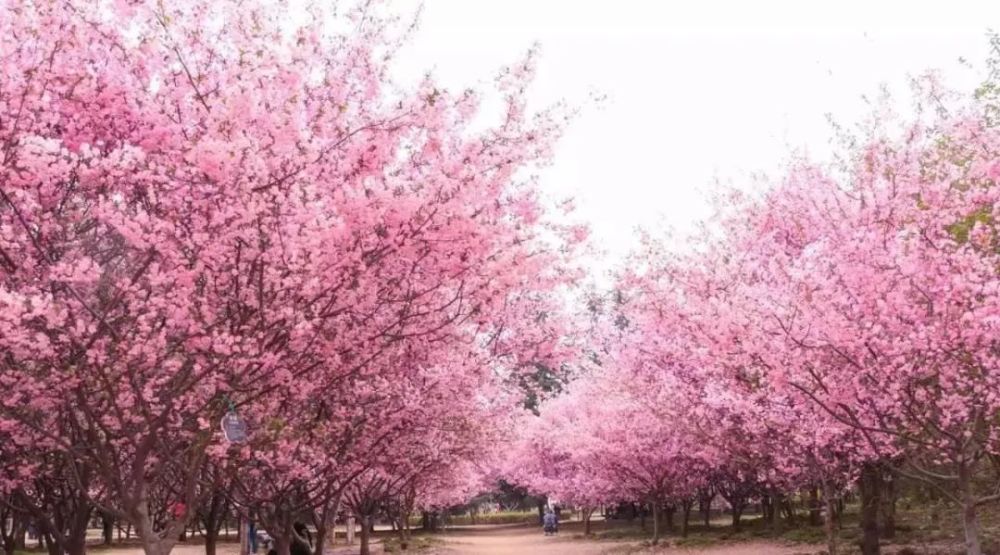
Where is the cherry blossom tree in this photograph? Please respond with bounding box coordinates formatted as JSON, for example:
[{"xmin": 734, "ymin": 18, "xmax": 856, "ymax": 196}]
[
  {"xmin": 688, "ymin": 107, "xmax": 1000, "ymax": 554},
  {"xmin": 610, "ymin": 77, "xmax": 1000, "ymax": 554},
  {"xmin": 0, "ymin": 2, "xmax": 581, "ymax": 555}
]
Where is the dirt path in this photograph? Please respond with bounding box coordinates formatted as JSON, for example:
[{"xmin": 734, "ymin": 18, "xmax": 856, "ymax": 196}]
[
  {"xmin": 431, "ymin": 524, "xmax": 809, "ymax": 555},
  {"xmin": 432, "ymin": 524, "xmax": 629, "ymax": 554},
  {"xmin": 79, "ymin": 526, "xmax": 811, "ymax": 555}
]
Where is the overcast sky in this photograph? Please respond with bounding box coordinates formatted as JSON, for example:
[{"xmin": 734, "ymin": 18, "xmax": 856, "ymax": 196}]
[{"xmin": 389, "ymin": 0, "xmax": 1000, "ymax": 271}]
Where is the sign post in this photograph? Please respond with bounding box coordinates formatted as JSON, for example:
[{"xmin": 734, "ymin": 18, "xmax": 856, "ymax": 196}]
[
  {"xmin": 221, "ymin": 398, "xmax": 248, "ymax": 443},
  {"xmin": 221, "ymin": 412, "xmax": 248, "ymax": 443}
]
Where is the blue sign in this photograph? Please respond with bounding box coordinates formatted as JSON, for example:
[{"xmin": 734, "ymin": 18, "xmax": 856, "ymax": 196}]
[{"xmin": 221, "ymin": 412, "xmax": 249, "ymax": 443}]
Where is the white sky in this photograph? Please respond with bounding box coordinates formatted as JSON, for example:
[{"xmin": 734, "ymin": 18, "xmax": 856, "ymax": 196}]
[{"xmin": 390, "ymin": 0, "xmax": 1000, "ymax": 273}]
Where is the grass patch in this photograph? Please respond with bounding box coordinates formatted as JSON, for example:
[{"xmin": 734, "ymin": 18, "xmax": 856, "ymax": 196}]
[
  {"xmin": 441, "ymin": 510, "xmax": 539, "ymax": 526},
  {"xmin": 381, "ymin": 535, "xmax": 445, "ymax": 553},
  {"xmin": 592, "ymin": 527, "xmax": 653, "ymax": 541},
  {"xmin": 779, "ymin": 526, "xmax": 829, "ymax": 544},
  {"xmin": 673, "ymin": 535, "xmax": 719, "ymax": 548},
  {"xmin": 407, "ymin": 510, "xmax": 541, "ymax": 527}
]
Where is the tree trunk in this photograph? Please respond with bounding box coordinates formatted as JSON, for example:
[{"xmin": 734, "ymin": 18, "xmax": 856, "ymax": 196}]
[
  {"xmin": 879, "ymin": 467, "xmax": 896, "ymax": 540},
  {"xmin": 1, "ymin": 511, "xmax": 23, "ymax": 555},
  {"xmin": 698, "ymin": 490, "xmax": 714, "ymax": 528},
  {"xmin": 959, "ymin": 463, "xmax": 983, "ymax": 555},
  {"xmin": 358, "ymin": 517, "xmax": 371, "ymax": 555},
  {"xmin": 134, "ymin": 495, "xmax": 182, "ymax": 555},
  {"xmin": 430, "ymin": 512, "xmax": 439, "ymax": 532},
  {"xmin": 204, "ymin": 528, "xmax": 218, "ymax": 555},
  {"xmin": 719, "ymin": 489, "xmax": 746, "ymax": 531},
  {"xmin": 821, "ymin": 477, "xmax": 838, "ymax": 555},
  {"xmin": 651, "ymin": 503, "xmax": 660, "ymax": 545},
  {"xmin": 311, "ymin": 526, "xmax": 325, "ymax": 555},
  {"xmin": 67, "ymin": 536, "xmax": 86, "ymax": 555},
  {"xmin": 200, "ymin": 492, "xmax": 226, "ymax": 555},
  {"xmin": 67, "ymin": 507, "xmax": 92, "ymax": 555},
  {"xmin": 681, "ymin": 500, "xmax": 693, "ymax": 538},
  {"xmin": 102, "ymin": 513, "xmax": 114, "ymax": 546},
  {"xmin": 238, "ymin": 518, "xmax": 247, "ymax": 555},
  {"xmin": 387, "ymin": 510, "xmax": 408, "ymax": 552},
  {"xmin": 771, "ymin": 494, "xmax": 789, "ymax": 531},
  {"xmin": 961, "ymin": 502, "xmax": 983, "ymax": 555},
  {"xmin": 582, "ymin": 507, "xmax": 593, "ymax": 536},
  {"xmin": 15, "ymin": 524, "xmax": 25, "ymax": 551},
  {"xmin": 665, "ymin": 506, "xmax": 675, "ymax": 534},
  {"xmin": 274, "ymin": 535, "xmax": 292, "ymax": 555},
  {"xmin": 44, "ymin": 533, "xmax": 64, "ymax": 555},
  {"xmin": 859, "ymin": 463, "xmax": 881, "ymax": 555},
  {"xmin": 779, "ymin": 494, "xmax": 794, "ymax": 524},
  {"xmin": 808, "ymin": 487, "xmax": 821, "ymax": 526}
]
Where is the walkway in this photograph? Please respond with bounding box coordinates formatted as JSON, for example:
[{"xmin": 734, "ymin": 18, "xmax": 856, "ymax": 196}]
[
  {"xmin": 430, "ymin": 523, "xmax": 807, "ymax": 554},
  {"xmin": 87, "ymin": 525, "xmax": 808, "ymax": 555}
]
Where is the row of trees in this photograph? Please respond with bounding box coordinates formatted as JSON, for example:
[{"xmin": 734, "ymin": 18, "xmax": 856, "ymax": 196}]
[
  {"xmin": 510, "ymin": 70, "xmax": 1000, "ymax": 555},
  {"xmin": 4, "ymin": 2, "xmax": 998, "ymax": 555},
  {"xmin": 0, "ymin": 2, "xmax": 581, "ymax": 555}
]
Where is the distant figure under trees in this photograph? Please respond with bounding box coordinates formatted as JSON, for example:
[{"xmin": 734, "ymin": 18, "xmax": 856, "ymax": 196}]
[{"xmin": 542, "ymin": 509, "xmax": 559, "ymax": 536}]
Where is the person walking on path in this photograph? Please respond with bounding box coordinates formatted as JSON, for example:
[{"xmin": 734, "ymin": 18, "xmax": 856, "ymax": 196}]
[{"xmin": 542, "ymin": 508, "xmax": 559, "ymax": 536}]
